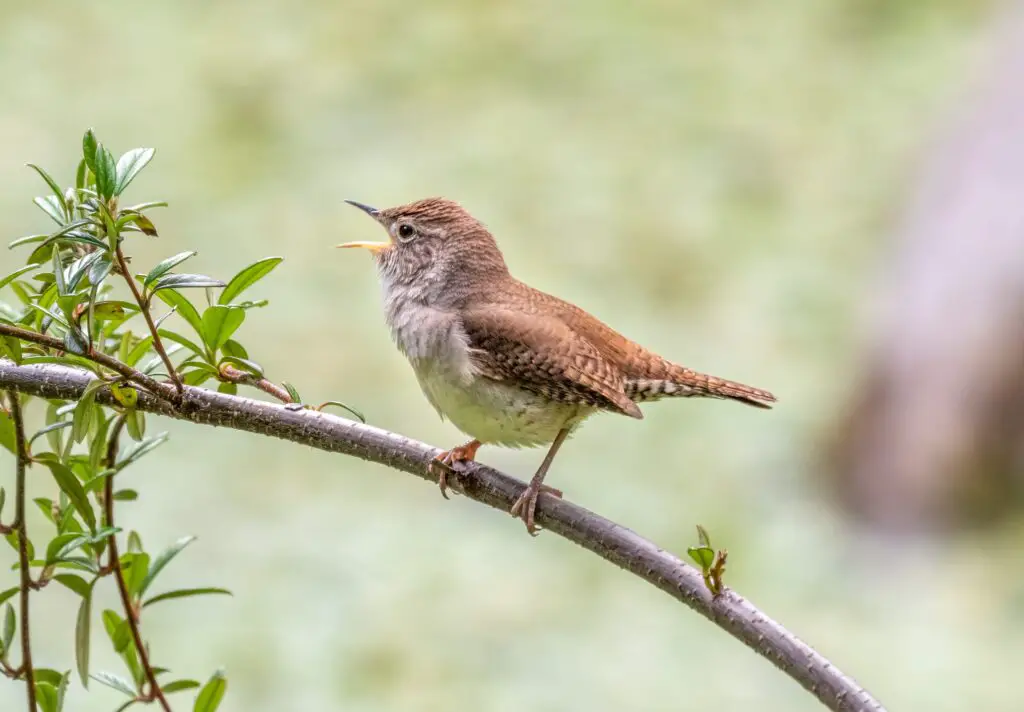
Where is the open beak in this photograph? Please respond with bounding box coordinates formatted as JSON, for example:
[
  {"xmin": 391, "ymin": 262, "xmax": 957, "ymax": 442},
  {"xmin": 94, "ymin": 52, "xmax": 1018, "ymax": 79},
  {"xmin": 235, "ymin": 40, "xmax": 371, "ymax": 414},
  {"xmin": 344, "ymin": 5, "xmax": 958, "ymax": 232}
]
[{"xmin": 336, "ymin": 200, "xmax": 391, "ymax": 253}]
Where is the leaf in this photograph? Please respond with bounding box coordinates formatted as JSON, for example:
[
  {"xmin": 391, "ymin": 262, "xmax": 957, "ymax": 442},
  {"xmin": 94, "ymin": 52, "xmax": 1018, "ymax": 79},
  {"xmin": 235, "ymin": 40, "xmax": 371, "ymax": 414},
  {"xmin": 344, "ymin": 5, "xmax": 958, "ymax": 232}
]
[
  {"xmin": 139, "ymin": 536, "xmax": 195, "ymax": 598},
  {"xmin": 114, "ymin": 148, "xmax": 154, "ymax": 195},
  {"xmin": 82, "ymin": 129, "xmax": 98, "ymax": 174},
  {"xmin": 144, "ymin": 251, "xmax": 197, "ymax": 288},
  {"xmin": 220, "ymin": 339, "xmax": 248, "ymax": 359},
  {"xmin": 117, "ymin": 432, "xmax": 168, "ymax": 470},
  {"xmin": 218, "ymin": 256, "xmax": 282, "ymax": 305},
  {"xmin": 2, "ymin": 602, "xmax": 14, "ymax": 655},
  {"xmin": 54, "ymin": 573, "xmax": 92, "ymax": 598},
  {"xmin": 34, "ymin": 195, "xmax": 66, "ymax": 225},
  {"xmin": 121, "ymin": 212, "xmax": 158, "ymax": 236},
  {"xmin": 0, "ymin": 410, "xmax": 15, "ymax": 454},
  {"xmin": 91, "ymin": 671, "xmax": 136, "ymax": 697},
  {"xmin": 193, "ymin": 669, "xmax": 227, "ymax": 712},
  {"xmin": 125, "ymin": 409, "xmax": 145, "ymax": 441},
  {"xmin": 152, "ymin": 274, "xmax": 225, "ymax": 293},
  {"xmin": 73, "ymin": 379, "xmax": 106, "ymax": 443},
  {"xmin": 124, "ymin": 201, "xmax": 168, "ymax": 212},
  {"xmin": 101, "ymin": 610, "xmax": 133, "ymax": 654},
  {"xmin": 158, "ymin": 329, "xmax": 204, "ymax": 357},
  {"xmin": 154, "ymin": 288, "xmax": 204, "ymax": 337},
  {"xmin": 201, "ymin": 306, "xmax": 245, "ymax": 353},
  {"xmin": 35, "ymin": 682, "xmax": 59, "ymax": 712},
  {"xmin": 144, "ymin": 587, "xmax": 232, "ymax": 609},
  {"xmin": 110, "ymin": 383, "xmax": 139, "ymax": 408},
  {"xmin": 76, "ymin": 158, "xmax": 88, "ymax": 191},
  {"xmin": 125, "ymin": 335, "xmax": 154, "ymax": 367},
  {"xmin": 122, "ymin": 552, "xmax": 150, "ymax": 598},
  {"xmin": 164, "ymin": 679, "xmax": 201, "ymax": 694},
  {"xmin": 282, "ymin": 382, "xmax": 301, "ymax": 403},
  {"xmin": 64, "ymin": 324, "xmax": 90, "ymax": 356},
  {"xmin": 318, "ymin": 400, "xmax": 365, "ymax": 423},
  {"xmin": 27, "ymin": 163, "xmax": 66, "ymax": 205},
  {"xmin": 88, "ymin": 254, "xmax": 113, "ymax": 286},
  {"xmin": 75, "ymin": 581, "xmax": 94, "ymax": 687},
  {"xmin": 8, "ymin": 234, "xmax": 47, "ymax": 249},
  {"xmin": 0, "ymin": 586, "xmax": 17, "ymax": 607},
  {"xmin": 45, "ymin": 533, "xmax": 89, "ymax": 564},
  {"xmin": 113, "ymin": 489, "xmax": 139, "ymax": 501},
  {"xmin": 0, "ymin": 263, "xmax": 41, "ymax": 291},
  {"xmin": 65, "ymin": 251, "xmax": 104, "ymax": 293},
  {"xmin": 696, "ymin": 525, "xmax": 711, "ymax": 549},
  {"xmin": 43, "ymin": 461, "xmax": 96, "ymax": 531},
  {"xmin": 217, "ymin": 381, "xmax": 237, "ymax": 395},
  {"xmin": 94, "ymin": 144, "xmax": 117, "ymax": 201},
  {"xmin": 687, "ymin": 546, "xmax": 715, "ymax": 571}
]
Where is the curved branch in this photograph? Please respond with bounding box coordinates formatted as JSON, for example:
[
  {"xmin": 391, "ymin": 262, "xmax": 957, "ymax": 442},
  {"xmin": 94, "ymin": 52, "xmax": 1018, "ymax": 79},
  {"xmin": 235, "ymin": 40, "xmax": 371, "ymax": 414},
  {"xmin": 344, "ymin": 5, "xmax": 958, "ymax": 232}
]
[{"xmin": 0, "ymin": 359, "xmax": 885, "ymax": 712}]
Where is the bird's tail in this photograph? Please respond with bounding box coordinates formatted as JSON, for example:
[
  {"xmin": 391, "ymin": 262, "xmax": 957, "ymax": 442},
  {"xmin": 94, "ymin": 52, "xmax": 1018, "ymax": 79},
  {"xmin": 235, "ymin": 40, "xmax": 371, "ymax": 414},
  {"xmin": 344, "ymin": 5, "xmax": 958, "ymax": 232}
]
[{"xmin": 624, "ymin": 361, "xmax": 776, "ymax": 409}]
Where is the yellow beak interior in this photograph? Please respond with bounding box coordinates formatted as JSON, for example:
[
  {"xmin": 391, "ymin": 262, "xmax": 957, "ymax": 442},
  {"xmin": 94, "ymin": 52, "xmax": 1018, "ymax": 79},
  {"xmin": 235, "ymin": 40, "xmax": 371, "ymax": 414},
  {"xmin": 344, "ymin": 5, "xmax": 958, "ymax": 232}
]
[{"xmin": 336, "ymin": 240, "xmax": 390, "ymax": 253}]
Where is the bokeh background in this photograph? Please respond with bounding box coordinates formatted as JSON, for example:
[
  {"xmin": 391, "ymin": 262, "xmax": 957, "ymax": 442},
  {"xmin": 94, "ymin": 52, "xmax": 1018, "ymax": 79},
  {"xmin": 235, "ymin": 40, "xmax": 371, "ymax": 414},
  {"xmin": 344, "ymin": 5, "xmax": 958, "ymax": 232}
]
[{"xmin": 1, "ymin": 1, "xmax": 1020, "ymax": 710}]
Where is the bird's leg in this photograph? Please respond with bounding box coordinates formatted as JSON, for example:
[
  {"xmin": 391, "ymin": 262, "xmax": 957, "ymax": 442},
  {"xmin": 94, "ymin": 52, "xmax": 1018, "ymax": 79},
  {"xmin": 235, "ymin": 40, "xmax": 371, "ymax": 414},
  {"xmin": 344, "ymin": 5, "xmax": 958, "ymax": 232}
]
[
  {"xmin": 430, "ymin": 439, "xmax": 482, "ymax": 499},
  {"xmin": 510, "ymin": 428, "xmax": 569, "ymax": 536}
]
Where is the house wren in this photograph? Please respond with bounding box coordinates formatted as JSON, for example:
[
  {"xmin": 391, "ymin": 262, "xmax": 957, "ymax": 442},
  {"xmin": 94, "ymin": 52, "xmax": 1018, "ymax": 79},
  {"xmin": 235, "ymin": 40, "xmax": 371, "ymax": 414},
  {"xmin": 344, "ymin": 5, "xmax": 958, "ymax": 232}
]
[{"xmin": 339, "ymin": 197, "xmax": 775, "ymax": 535}]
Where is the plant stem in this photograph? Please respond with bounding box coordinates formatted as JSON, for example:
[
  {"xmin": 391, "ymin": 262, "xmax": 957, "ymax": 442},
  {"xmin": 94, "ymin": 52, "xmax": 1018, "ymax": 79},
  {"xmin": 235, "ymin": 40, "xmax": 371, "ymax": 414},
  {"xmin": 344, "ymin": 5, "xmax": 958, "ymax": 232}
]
[
  {"xmin": 103, "ymin": 416, "xmax": 172, "ymax": 712},
  {"xmin": 219, "ymin": 364, "xmax": 293, "ymax": 403},
  {"xmin": 113, "ymin": 245, "xmax": 182, "ymax": 394},
  {"xmin": 7, "ymin": 391, "xmax": 36, "ymax": 712}
]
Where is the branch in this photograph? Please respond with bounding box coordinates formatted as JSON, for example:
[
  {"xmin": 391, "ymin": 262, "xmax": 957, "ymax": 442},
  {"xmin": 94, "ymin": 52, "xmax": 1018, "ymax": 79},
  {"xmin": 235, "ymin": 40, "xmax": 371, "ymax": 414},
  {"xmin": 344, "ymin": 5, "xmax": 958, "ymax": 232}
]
[
  {"xmin": 6, "ymin": 391, "xmax": 36, "ymax": 711},
  {"xmin": 0, "ymin": 360, "xmax": 885, "ymax": 712},
  {"xmin": 113, "ymin": 245, "xmax": 183, "ymax": 394},
  {"xmin": 103, "ymin": 416, "xmax": 171, "ymax": 711}
]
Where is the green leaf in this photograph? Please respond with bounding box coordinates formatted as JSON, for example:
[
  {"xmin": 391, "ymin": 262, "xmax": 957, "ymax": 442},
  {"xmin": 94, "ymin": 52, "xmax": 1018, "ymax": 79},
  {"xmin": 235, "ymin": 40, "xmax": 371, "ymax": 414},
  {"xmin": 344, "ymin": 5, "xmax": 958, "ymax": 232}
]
[
  {"xmin": 34, "ymin": 195, "xmax": 66, "ymax": 225},
  {"xmin": 139, "ymin": 536, "xmax": 195, "ymax": 597},
  {"xmin": 219, "ymin": 256, "xmax": 282, "ymax": 305},
  {"xmin": 76, "ymin": 158, "xmax": 88, "ymax": 191},
  {"xmin": 152, "ymin": 274, "xmax": 225, "ymax": 293},
  {"xmin": 101, "ymin": 610, "xmax": 133, "ymax": 654},
  {"xmin": 164, "ymin": 679, "xmax": 201, "ymax": 694},
  {"xmin": 122, "ymin": 552, "xmax": 150, "ymax": 597},
  {"xmin": 158, "ymin": 329, "xmax": 204, "ymax": 357},
  {"xmin": 91, "ymin": 671, "xmax": 136, "ymax": 697},
  {"xmin": 217, "ymin": 381, "xmax": 237, "ymax": 395},
  {"xmin": 119, "ymin": 211, "xmax": 158, "ymax": 236},
  {"xmin": 54, "ymin": 573, "xmax": 92, "ymax": 598},
  {"xmin": 182, "ymin": 369, "xmax": 214, "ymax": 387},
  {"xmin": 687, "ymin": 546, "xmax": 715, "ymax": 571},
  {"xmin": 73, "ymin": 379, "xmax": 106, "ymax": 443},
  {"xmin": 117, "ymin": 432, "xmax": 168, "ymax": 470},
  {"xmin": 282, "ymin": 382, "xmax": 301, "ymax": 403},
  {"xmin": 696, "ymin": 524, "xmax": 711, "ymax": 549},
  {"xmin": 124, "ymin": 201, "xmax": 168, "ymax": 212},
  {"xmin": 5, "ymin": 531, "xmax": 34, "ymax": 561},
  {"xmin": 46, "ymin": 533, "xmax": 89, "ymax": 564},
  {"xmin": 193, "ymin": 669, "xmax": 227, "ymax": 712},
  {"xmin": 154, "ymin": 288, "xmax": 204, "ymax": 337},
  {"xmin": 0, "ymin": 263, "xmax": 41, "ymax": 291},
  {"xmin": 7, "ymin": 234, "xmax": 47, "ymax": 249},
  {"xmin": 82, "ymin": 129, "xmax": 98, "ymax": 174},
  {"xmin": 88, "ymin": 254, "xmax": 113, "ymax": 286},
  {"xmin": 65, "ymin": 251, "xmax": 104, "ymax": 293},
  {"xmin": 125, "ymin": 335, "xmax": 154, "ymax": 367},
  {"xmin": 114, "ymin": 148, "xmax": 154, "ymax": 195},
  {"xmin": 43, "ymin": 461, "xmax": 96, "ymax": 531},
  {"xmin": 144, "ymin": 587, "xmax": 232, "ymax": 609},
  {"xmin": 29, "ymin": 421, "xmax": 77, "ymax": 453},
  {"xmin": 27, "ymin": 163, "xmax": 66, "ymax": 206},
  {"xmin": 113, "ymin": 489, "xmax": 138, "ymax": 501},
  {"xmin": 144, "ymin": 251, "xmax": 197, "ymax": 289},
  {"xmin": 220, "ymin": 339, "xmax": 248, "ymax": 359},
  {"xmin": 0, "ymin": 586, "xmax": 17, "ymax": 607},
  {"xmin": 52, "ymin": 248, "xmax": 68, "ymax": 296},
  {"xmin": 35, "ymin": 681, "xmax": 59, "ymax": 712},
  {"xmin": 110, "ymin": 383, "xmax": 139, "ymax": 408},
  {"xmin": 75, "ymin": 581, "xmax": 94, "ymax": 687},
  {"xmin": 125, "ymin": 409, "xmax": 145, "ymax": 441},
  {"xmin": 318, "ymin": 400, "xmax": 365, "ymax": 423},
  {"xmin": 0, "ymin": 409, "xmax": 15, "ymax": 454},
  {"xmin": 64, "ymin": 324, "xmax": 90, "ymax": 356},
  {"xmin": 2, "ymin": 602, "xmax": 14, "ymax": 655},
  {"xmin": 94, "ymin": 144, "xmax": 117, "ymax": 201},
  {"xmin": 201, "ymin": 306, "xmax": 245, "ymax": 353}
]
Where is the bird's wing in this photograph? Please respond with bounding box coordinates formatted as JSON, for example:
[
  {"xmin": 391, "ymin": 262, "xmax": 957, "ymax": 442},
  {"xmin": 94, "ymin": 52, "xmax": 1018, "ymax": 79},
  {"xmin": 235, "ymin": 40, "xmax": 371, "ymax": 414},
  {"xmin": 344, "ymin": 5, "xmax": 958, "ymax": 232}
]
[{"xmin": 460, "ymin": 307, "xmax": 643, "ymax": 419}]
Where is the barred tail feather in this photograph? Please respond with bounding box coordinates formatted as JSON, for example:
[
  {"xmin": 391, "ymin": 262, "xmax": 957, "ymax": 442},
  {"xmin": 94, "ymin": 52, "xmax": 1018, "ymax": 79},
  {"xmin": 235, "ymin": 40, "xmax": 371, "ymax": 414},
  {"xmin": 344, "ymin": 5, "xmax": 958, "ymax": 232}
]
[{"xmin": 625, "ymin": 367, "xmax": 776, "ymax": 409}]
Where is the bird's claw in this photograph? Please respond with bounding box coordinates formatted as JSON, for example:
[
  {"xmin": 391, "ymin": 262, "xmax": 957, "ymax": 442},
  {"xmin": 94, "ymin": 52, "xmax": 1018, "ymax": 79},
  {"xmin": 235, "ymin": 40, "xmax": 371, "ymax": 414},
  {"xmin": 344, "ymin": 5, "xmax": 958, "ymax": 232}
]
[
  {"xmin": 510, "ymin": 483, "xmax": 563, "ymax": 535},
  {"xmin": 429, "ymin": 440, "xmax": 481, "ymax": 499}
]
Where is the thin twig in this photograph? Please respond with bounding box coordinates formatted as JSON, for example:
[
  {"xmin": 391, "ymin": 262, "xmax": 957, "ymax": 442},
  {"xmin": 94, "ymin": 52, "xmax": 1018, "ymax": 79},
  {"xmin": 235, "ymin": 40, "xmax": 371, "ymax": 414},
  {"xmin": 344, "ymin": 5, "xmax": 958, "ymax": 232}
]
[
  {"xmin": 219, "ymin": 364, "xmax": 293, "ymax": 403},
  {"xmin": 6, "ymin": 391, "xmax": 36, "ymax": 712},
  {"xmin": 113, "ymin": 245, "xmax": 182, "ymax": 393},
  {"xmin": 0, "ymin": 361, "xmax": 885, "ymax": 712},
  {"xmin": 0, "ymin": 322, "xmax": 178, "ymax": 404},
  {"xmin": 103, "ymin": 415, "xmax": 172, "ymax": 712}
]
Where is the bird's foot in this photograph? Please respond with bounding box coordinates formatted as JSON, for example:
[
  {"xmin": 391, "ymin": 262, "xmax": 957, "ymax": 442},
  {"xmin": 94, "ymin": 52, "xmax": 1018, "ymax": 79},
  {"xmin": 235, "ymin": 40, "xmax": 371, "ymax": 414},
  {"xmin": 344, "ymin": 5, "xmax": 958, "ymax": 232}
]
[
  {"xmin": 429, "ymin": 439, "xmax": 481, "ymax": 499},
  {"xmin": 510, "ymin": 482, "xmax": 563, "ymax": 536}
]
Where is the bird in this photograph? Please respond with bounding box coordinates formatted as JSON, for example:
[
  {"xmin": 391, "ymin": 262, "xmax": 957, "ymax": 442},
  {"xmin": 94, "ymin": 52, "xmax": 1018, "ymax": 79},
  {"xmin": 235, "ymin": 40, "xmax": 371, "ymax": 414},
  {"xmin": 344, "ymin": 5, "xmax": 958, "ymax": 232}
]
[{"xmin": 338, "ymin": 197, "xmax": 776, "ymax": 535}]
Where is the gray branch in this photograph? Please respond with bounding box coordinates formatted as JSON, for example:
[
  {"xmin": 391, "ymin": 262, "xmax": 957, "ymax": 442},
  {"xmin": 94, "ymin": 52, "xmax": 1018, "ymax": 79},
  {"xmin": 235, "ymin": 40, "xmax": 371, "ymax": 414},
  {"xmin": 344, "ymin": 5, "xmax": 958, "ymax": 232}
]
[{"xmin": 0, "ymin": 359, "xmax": 884, "ymax": 712}]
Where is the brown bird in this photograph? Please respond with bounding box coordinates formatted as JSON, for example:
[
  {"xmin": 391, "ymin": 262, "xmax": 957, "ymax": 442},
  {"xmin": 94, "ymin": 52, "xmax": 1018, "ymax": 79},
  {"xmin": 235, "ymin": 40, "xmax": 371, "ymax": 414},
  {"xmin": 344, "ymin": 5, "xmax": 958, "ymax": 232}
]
[{"xmin": 339, "ymin": 197, "xmax": 775, "ymax": 534}]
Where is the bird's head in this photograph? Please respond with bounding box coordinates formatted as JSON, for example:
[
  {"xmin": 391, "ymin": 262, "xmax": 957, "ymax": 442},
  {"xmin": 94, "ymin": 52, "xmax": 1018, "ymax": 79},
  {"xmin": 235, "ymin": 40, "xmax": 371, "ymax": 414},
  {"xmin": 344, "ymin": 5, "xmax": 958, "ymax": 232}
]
[{"xmin": 338, "ymin": 197, "xmax": 509, "ymax": 299}]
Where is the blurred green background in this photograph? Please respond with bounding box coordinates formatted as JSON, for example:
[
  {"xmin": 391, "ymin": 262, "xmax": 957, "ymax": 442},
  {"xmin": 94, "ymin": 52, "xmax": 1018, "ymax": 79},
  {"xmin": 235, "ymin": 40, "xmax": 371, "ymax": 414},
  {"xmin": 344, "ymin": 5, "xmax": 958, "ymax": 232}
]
[{"xmin": 0, "ymin": 1, "xmax": 1018, "ymax": 710}]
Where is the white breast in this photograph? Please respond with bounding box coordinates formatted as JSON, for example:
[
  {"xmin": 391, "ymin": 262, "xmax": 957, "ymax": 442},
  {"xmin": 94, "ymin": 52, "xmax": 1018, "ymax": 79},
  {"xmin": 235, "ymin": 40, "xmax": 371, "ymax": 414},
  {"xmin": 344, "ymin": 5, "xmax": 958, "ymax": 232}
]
[{"xmin": 383, "ymin": 289, "xmax": 590, "ymax": 448}]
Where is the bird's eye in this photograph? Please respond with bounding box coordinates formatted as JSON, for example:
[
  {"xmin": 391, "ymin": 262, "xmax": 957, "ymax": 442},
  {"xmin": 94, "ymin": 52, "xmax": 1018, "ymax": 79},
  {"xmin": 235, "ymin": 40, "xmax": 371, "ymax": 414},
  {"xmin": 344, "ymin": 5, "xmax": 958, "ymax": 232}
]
[{"xmin": 396, "ymin": 223, "xmax": 416, "ymax": 242}]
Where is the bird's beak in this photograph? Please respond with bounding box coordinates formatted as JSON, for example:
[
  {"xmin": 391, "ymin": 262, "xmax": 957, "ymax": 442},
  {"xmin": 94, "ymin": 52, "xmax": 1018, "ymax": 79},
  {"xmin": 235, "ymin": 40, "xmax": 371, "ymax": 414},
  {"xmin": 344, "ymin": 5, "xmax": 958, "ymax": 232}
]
[{"xmin": 336, "ymin": 200, "xmax": 391, "ymax": 253}]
